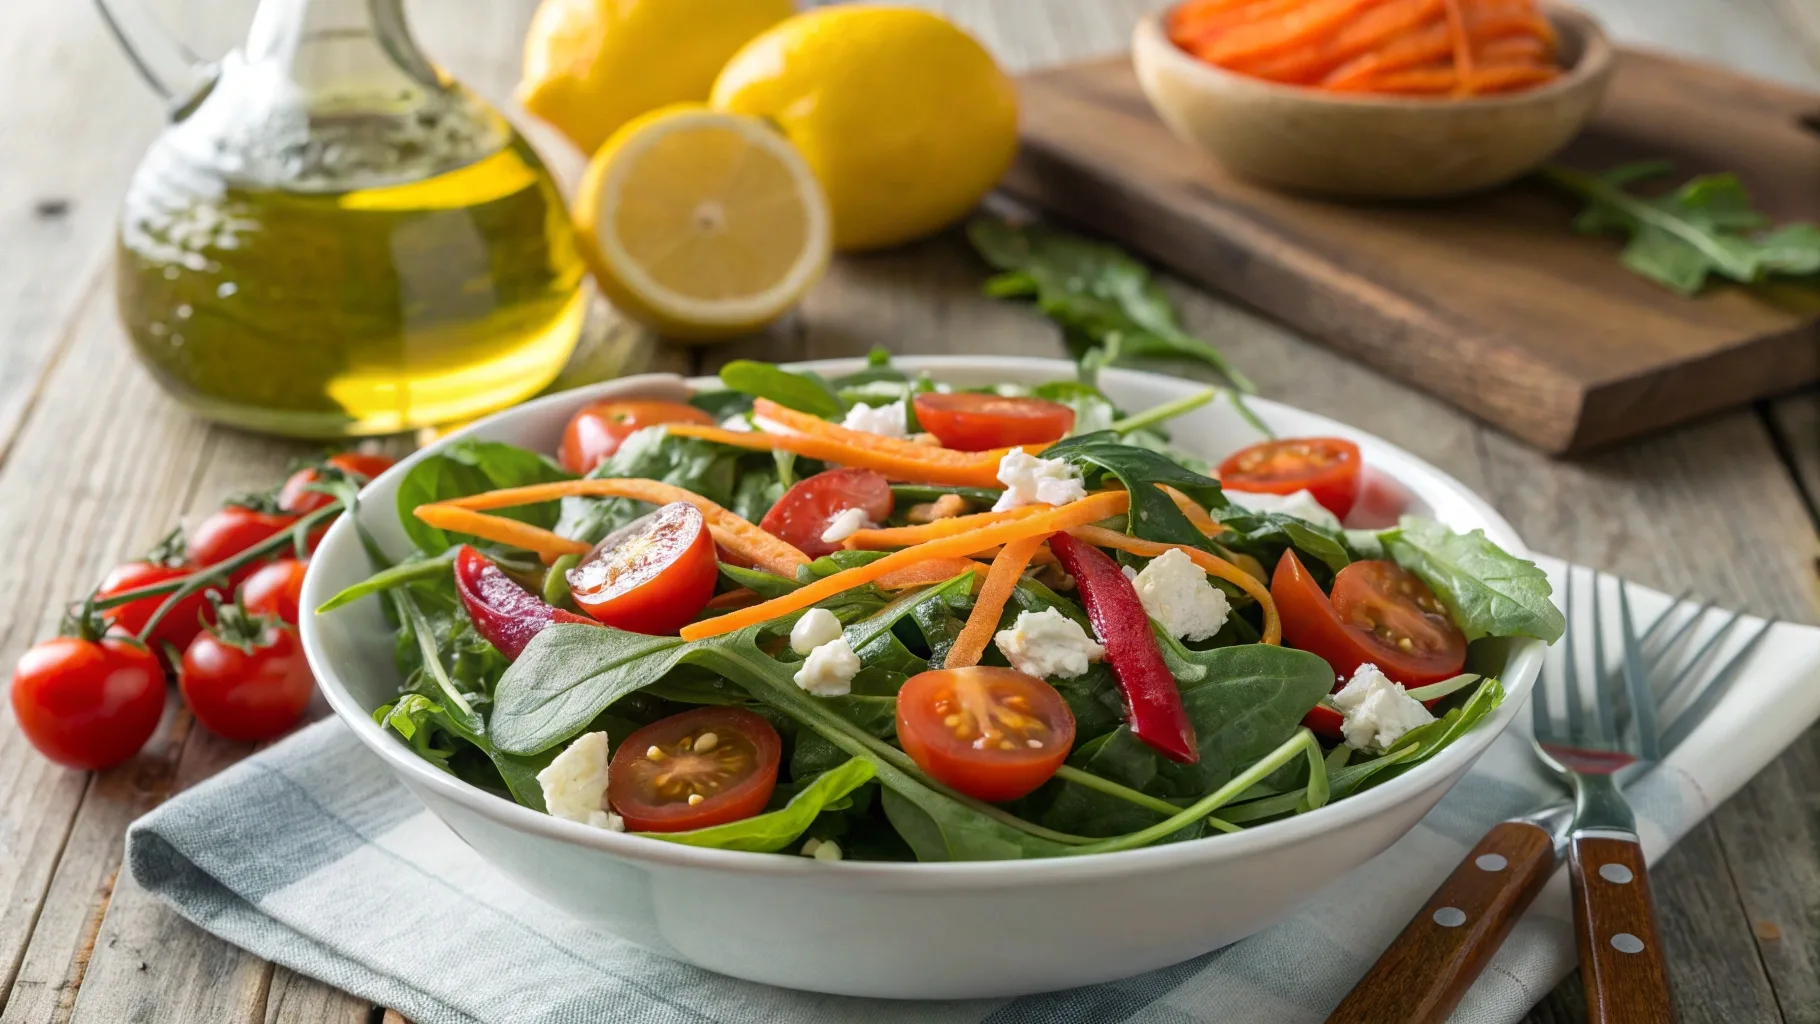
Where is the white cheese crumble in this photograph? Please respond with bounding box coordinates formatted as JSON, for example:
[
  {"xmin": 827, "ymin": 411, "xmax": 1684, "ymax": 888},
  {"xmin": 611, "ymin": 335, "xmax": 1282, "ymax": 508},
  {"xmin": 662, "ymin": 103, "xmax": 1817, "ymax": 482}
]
[
  {"xmin": 536, "ymin": 732, "xmax": 625, "ymax": 831},
  {"xmin": 794, "ymin": 635, "xmax": 861, "ymax": 696},
  {"xmin": 1223, "ymin": 488, "xmax": 1342, "ymax": 531},
  {"xmin": 1126, "ymin": 548, "xmax": 1231, "ymax": 641},
  {"xmin": 789, "ymin": 607, "xmax": 844, "ymax": 656},
  {"xmin": 840, "ymin": 400, "xmax": 908, "ymax": 439},
  {"xmin": 719, "ymin": 413, "xmax": 754, "ymax": 432},
  {"xmin": 994, "ymin": 608, "xmax": 1105, "ymax": 680},
  {"xmin": 820, "ymin": 506, "xmax": 871, "ymax": 544},
  {"xmin": 991, "ymin": 448, "xmax": 1087, "ymax": 511},
  {"xmin": 1334, "ymin": 663, "xmax": 1435, "ymax": 751}
]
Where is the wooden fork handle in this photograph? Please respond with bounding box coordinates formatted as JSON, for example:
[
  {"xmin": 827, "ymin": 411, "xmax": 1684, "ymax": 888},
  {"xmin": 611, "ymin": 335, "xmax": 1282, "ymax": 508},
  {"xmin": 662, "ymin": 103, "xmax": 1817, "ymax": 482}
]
[
  {"xmin": 1570, "ymin": 832, "xmax": 1677, "ymax": 1024},
  {"xmin": 1326, "ymin": 821, "xmax": 1556, "ymax": 1024}
]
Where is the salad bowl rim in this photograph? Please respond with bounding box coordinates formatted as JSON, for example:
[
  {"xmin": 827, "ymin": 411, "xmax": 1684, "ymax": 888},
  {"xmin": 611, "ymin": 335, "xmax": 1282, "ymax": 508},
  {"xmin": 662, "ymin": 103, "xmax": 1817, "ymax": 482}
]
[{"xmin": 301, "ymin": 354, "xmax": 1545, "ymax": 886}]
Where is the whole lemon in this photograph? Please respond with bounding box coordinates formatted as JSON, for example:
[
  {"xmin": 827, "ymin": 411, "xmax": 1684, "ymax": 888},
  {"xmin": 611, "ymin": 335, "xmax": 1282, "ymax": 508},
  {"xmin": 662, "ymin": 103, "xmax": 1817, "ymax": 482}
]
[
  {"xmin": 519, "ymin": 0, "xmax": 795, "ymax": 155},
  {"xmin": 710, "ymin": 6, "xmax": 1019, "ymax": 251}
]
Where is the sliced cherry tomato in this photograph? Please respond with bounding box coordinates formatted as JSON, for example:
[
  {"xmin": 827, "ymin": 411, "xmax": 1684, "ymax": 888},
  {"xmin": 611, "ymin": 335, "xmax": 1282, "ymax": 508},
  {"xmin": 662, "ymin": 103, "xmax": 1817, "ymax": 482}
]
[
  {"xmin": 97, "ymin": 561, "xmax": 213, "ymax": 651},
  {"xmin": 278, "ymin": 452, "xmax": 396, "ymax": 514},
  {"xmin": 1343, "ymin": 467, "xmax": 1413, "ymax": 530},
  {"xmin": 608, "ymin": 707, "xmax": 781, "ymax": 831},
  {"xmin": 179, "ymin": 604, "xmax": 314, "ymax": 743},
  {"xmin": 895, "ymin": 666, "xmax": 1077, "ymax": 802},
  {"xmin": 567, "ymin": 502, "xmax": 718, "ymax": 634},
  {"xmin": 454, "ymin": 546, "xmax": 598, "ymax": 659},
  {"xmin": 189, "ymin": 505, "xmax": 300, "ymax": 586},
  {"xmin": 559, "ymin": 400, "xmax": 715, "ymax": 475},
  {"xmin": 10, "ymin": 636, "xmax": 166, "ymax": 770},
  {"xmin": 242, "ymin": 558, "xmax": 309, "ymax": 626},
  {"xmin": 1218, "ymin": 437, "xmax": 1362, "ymax": 520},
  {"xmin": 758, "ymin": 468, "xmax": 894, "ymax": 558},
  {"xmin": 912, "ymin": 392, "xmax": 1074, "ymax": 451}
]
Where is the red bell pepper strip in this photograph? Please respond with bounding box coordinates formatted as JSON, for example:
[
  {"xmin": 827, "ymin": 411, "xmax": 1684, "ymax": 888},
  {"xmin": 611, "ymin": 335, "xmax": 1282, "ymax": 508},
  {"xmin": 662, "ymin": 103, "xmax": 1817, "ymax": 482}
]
[
  {"xmin": 453, "ymin": 545, "xmax": 599, "ymax": 660},
  {"xmin": 1047, "ymin": 532, "xmax": 1199, "ymax": 764}
]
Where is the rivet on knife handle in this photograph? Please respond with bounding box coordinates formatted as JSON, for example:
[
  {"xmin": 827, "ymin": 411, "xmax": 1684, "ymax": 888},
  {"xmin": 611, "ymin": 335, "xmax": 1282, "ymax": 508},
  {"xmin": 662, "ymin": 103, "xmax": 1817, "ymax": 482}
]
[
  {"xmin": 1326, "ymin": 820, "xmax": 1556, "ymax": 1024},
  {"xmin": 1570, "ymin": 833, "xmax": 1677, "ymax": 1024}
]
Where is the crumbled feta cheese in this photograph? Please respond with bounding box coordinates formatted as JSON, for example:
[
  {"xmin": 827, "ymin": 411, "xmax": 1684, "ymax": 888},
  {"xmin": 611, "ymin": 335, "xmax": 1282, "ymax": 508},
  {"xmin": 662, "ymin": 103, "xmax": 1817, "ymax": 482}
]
[
  {"xmin": 992, "ymin": 448, "xmax": 1087, "ymax": 511},
  {"xmin": 812, "ymin": 839, "xmax": 844, "ymax": 861},
  {"xmin": 994, "ymin": 608, "xmax": 1105, "ymax": 679},
  {"xmin": 1223, "ymin": 488, "xmax": 1342, "ymax": 531},
  {"xmin": 1334, "ymin": 663, "xmax": 1434, "ymax": 751},
  {"xmin": 820, "ymin": 506, "xmax": 870, "ymax": 544},
  {"xmin": 1127, "ymin": 548, "xmax": 1231, "ymax": 641},
  {"xmin": 790, "ymin": 607, "xmax": 844, "ymax": 656},
  {"xmin": 794, "ymin": 635, "xmax": 861, "ymax": 696},
  {"xmin": 536, "ymin": 732, "xmax": 625, "ymax": 831},
  {"xmin": 840, "ymin": 400, "xmax": 908, "ymax": 438},
  {"xmin": 720, "ymin": 413, "xmax": 754, "ymax": 432}
]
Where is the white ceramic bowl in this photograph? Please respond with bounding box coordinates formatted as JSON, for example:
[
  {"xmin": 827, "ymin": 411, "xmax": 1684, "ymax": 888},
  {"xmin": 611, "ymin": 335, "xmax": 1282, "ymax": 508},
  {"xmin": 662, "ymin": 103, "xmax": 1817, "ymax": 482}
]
[{"xmin": 300, "ymin": 356, "xmax": 1544, "ymax": 999}]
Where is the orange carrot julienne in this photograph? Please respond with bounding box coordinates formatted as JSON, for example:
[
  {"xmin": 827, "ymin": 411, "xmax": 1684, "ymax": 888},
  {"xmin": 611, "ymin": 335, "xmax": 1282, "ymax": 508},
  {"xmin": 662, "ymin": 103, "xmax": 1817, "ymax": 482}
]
[
  {"xmin": 875, "ymin": 557, "xmax": 991, "ymax": 591},
  {"xmin": 679, "ymin": 491, "xmax": 1132, "ymax": 642},
  {"xmin": 1159, "ymin": 485, "xmax": 1225, "ymax": 536},
  {"xmin": 842, "ymin": 504, "xmax": 1053, "ymax": 550},
  {"xmin": 944, "ymin": 534, "xmax": 1049, "ymax": 670},
  {"xmin": 665, "ymin": 420, "xmax": 1014, "ymax": 489},
  {"xmin": 412, "ymin": 505, "xmax": 591, "ymax": 563},
  {"xmin": 1065, "ymin": 525, "xmax": 1281, "ymax": 646}
]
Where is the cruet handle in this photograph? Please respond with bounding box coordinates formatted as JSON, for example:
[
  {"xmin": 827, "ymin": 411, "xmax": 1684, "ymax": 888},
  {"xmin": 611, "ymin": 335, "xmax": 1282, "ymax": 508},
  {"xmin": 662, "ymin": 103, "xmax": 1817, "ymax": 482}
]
[{"xmin": 93, "ymin": 0, "xmax": 218, "ymax": 112}]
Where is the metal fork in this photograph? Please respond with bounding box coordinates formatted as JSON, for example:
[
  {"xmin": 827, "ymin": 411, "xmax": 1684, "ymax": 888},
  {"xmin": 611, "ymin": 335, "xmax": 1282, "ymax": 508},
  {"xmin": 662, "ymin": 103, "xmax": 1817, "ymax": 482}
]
[{"xmin": 1328, "ymin": 569, "xmax": 1775, "ymax": 1024}]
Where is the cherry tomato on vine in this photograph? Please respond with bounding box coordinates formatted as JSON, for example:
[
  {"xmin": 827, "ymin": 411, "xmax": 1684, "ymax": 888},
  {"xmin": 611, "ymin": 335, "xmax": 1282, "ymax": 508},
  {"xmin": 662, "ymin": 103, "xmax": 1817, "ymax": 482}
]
[
  {"xmin": 97, "ymin": 561, "xmax": 212, "ymax": 651},
  {"xmin": 559, "ymin": 401, "xmax": 715, "ymax": 475},
  {"xmin": 10, "ymin": 636, "xmax": 166, "ymax": 770},
  {"xmin": 241, "ymin": 558, "xmax": 309, "ymax": 626},
  {"xmin": 758, "ymin": 468, "xmax": 894, "ymax": 557},
  {"xmin": 189, "ymin": 505, "xmax": 300, "ymax": 586},
  {"xmin": 607, "ymin": 707, "xmax": 781, "ymax": 831},
  {"xmin": 895, "ymin": 666, "xmax": 1076, "ymax": 802},
  {"xmin": 911, "ymin": 392, "xmax": 1074, "ymax": 451},
  {"xmin": 1218, "ymin": 437, "xmax": 1362, "ymax": 520},
  {"xmin": 278, "ymin": 452, "xmax": 396, "ymax": 514},
  {"xmin": 567, "ymin": 502, "xmax": 718, "ymax": 634},
  {"xmin": 179, "ymin": 602, "xmax": 314, "ymax": 743}
]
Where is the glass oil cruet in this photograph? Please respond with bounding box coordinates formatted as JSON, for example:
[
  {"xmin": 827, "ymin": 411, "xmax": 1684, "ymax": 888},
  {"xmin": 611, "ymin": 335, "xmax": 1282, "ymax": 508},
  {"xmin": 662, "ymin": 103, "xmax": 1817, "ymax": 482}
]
[{"xmin": 98, "ymin": 0, "xmax": 586, "ymax": 437}]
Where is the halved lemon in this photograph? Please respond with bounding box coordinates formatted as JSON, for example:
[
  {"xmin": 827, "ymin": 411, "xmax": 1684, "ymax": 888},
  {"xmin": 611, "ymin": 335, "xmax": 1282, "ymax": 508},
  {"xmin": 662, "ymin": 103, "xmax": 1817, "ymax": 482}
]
[{"xmin": 574, "ymin": 105, "xmax": 832, "ymax": 340}]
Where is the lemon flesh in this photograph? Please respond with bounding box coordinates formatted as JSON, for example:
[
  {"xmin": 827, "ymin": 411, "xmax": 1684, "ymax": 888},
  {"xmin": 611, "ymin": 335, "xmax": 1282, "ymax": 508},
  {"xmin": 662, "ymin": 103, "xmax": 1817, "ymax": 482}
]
[{"xmin": 575, "ymin": 107, "xmax": 832, "ymax": 340}]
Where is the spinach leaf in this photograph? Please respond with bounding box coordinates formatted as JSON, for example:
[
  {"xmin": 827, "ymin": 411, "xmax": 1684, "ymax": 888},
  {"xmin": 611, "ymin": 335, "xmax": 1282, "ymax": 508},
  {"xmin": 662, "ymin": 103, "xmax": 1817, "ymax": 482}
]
[
  {"xmin": 687, "ymin": 389, "xmax": 753, "ymax": 421},
  {"xmin": 1380, "ymin": 516, "xmax": 1565, "ymax": 642},
  {"xmin": 396, "ymin": 441, "xmax": 573, "ymax": 554},
  {"xmin": 492, "ymin": 625, "xmax": 693, "ymax": 754},
  {"xmin": 718, "ymin": 563, "xmax": 802, "ymax": 599},
  {"xmin": 791, "ymin": 696, "xmax": 896, "ymax": 778},
  {"xmin": 1350, "ymin": 677, "xmax": 1505, "ymax": 791},
  {"xmin": 642, "ymin": 758, "xmax": 877, "ymax": 852},
  {"xmin": 1040, "ymin": 431, "xmax": 1226, "ymax": 551},
  {"xmin": 880, "ymin": 785, "xmax": 1071, "ymax": 861},
  {"xmin": 888, "ymin": 484, "xmax": 1003, "ymax": 507},
  {"xmin": 718, "ymin": 359, "xmax": 847, "ymax": 417},
  {"xmin": 554, "ymin": 428, "xmax": 763, "ymax": 542},
  {"xmin": 1215, "ymin": 509, "xmax": 1352, "ymax": 575}
]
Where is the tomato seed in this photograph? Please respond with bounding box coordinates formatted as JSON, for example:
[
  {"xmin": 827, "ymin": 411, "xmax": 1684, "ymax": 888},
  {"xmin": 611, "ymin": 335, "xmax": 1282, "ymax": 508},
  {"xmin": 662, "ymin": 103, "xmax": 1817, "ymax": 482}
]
[
  {"xmin": 694, "ymin": 732, "xmax": 719, "ymax": 753},
  {"xmin": 687, "ymin": 794, "xmax": 704, "ymax": 806}
]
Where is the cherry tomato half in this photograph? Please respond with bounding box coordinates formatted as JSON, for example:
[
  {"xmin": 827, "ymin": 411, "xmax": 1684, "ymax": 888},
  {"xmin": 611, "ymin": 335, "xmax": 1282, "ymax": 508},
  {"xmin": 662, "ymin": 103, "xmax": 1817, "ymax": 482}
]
[
  {"xmin": 912, "ymin": 392, "xmax": 1075, "ymax": 451},
  {"xmin": 567, "ymin": 502, "xmax": 718, "ymax": 634},
  {"xmin": 559, "ymin": 400, "xmax": 715, "ymax": 475},
  {"xmin": 97, "ymin": 561, "xmax": 213, "ymax": 652},
  {"xmin": 11, "ymin": 636, "xmax": 166, "ymax": 770},
  {"xmin": 759, "ymin": 468, "xmax": 894, "ymax": 558},
  {"xmin": 279, "ymin": 452, "xmax": 396, "ymax": 514},
  {"xmin": 608, "ymin": 707, "xmax": 781, "ymax": 831},
  {"xmin": 189, "ymin": 506, "xmax": 300, "ymax": 586},
  {"xmin": 1218, "ymin": 437, "xmax": 1362, "ymax": 520},
  {"xmin": 896, "ymin": 666, "xmax": 1076, "ymax": 803},
  {"xmin": 179, "ymin": 615, "xmax": 314, "ymax": 743},
  {"xmin": 242, "ymin": 558, "xmax": 309, "ymax": 626}
]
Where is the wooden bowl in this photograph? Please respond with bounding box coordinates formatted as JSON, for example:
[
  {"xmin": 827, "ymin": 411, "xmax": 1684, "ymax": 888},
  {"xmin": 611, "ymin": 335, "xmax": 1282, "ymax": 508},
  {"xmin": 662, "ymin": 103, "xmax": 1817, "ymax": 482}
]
[{"xmin": 1132, "ymin": 3, "xmax": 1614, "ymax": 198}]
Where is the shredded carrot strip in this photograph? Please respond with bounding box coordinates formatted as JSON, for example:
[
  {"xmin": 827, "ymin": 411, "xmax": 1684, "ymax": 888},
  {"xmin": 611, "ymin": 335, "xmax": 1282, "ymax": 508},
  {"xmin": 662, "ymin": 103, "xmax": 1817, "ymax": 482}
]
[
  {"xmin": 753, "ymin": 399, "xmax": 1042, "ymax": 488},
  {"xmin": 944, "ymin": 534, "xmax": 1049, "ymax": 669},
  {"xmin": 665, "ymin": 422, "xmax": 1012, "ymax": 489},
  {"xmin": 842, "ymin": 504, "xmax": 1053, "ymax": 550},
  {"xmin": 1066, "ymin": 525, "xmax": 1281, "ymax": 646},
  {"xmin": 412, "ymin": 506, "xmax": 591, "ymax": 563},
  {"xmin": 428, "ymin": 477, "xmax": 808, "ymax": 577},
  {"xmin": 876, "ymin": 557, "xmax": 991, "ymax": 592},
  {"xmin": 679, "ymin": 491, "xmax": 1131, "ymax": 641},
  {"xmin": 1440, "ymin": 0, "xmax": 1474, "ymax": 94},
  {"xmin": 1159, "ymin": 485, "xmax": 1225, "ymax": 536}
]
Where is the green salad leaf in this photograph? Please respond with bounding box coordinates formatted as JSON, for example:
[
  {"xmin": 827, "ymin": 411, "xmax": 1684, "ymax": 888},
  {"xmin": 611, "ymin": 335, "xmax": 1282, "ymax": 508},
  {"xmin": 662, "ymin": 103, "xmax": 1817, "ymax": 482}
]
[
  {"xmin": 396, "ymin": 441, "xmax": 572, "ymax": 554},
  {"xmin": 1039, "ymin": 431, "xmax": 1226, "ymax": 551},
  {"xmin": 1380, "ymin": 516, "xmax": 1565, "ymax": 643},
  {"xmin": 643, "ymin": 758, "xmax": 877, "ymax": 852},
  {"xmin": 717, "ymin": 359, "xmax": 848, "ymax": 418}
]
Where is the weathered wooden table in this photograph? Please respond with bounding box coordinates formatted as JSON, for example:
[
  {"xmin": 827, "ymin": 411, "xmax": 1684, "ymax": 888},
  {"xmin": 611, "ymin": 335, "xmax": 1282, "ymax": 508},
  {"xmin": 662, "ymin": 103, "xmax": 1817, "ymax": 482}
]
[{"xmin": 1, "ymin": 1, "xmax": 1816, "ymax": 1021}]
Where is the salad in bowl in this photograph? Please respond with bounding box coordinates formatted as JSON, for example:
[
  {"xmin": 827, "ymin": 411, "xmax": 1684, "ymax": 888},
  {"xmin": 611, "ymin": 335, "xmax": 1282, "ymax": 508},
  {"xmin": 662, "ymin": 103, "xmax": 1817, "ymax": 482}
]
[{"xmin": 313, "ymin": 352, "xmax": 1563, "ymax": 868}]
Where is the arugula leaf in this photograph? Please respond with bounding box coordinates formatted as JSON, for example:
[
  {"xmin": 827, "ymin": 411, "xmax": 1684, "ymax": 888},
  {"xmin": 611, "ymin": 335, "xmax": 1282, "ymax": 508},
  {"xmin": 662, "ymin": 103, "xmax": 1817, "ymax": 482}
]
[
  {"xmin": 718, "ymin": 359, "xmax": 847, "ymax": 417},
  {"xmin": 642, "ymin": 758, "xmax": 877, "ymax": 852},
  {"xmin": 396, "ymin": 441, "xmax": 573, "ymax": 554},
  {"xmin": 1542, "ymin": 162, "xmax": 1820, "ymax": 295},
  {"xmin": 1380, "ymin": 516, "xmax": 1565, "ymax": 643}
]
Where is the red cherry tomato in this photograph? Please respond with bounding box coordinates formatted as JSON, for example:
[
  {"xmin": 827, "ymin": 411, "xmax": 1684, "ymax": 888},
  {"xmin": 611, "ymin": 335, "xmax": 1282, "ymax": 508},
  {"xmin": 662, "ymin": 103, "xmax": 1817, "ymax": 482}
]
[
  {"xmin": 608, "ymin": 707, "xmax": 781, "ymax": 831},
  {"xmin": 895, "ymin": 666, "xmax": 1076, "ymax": 802},
  {"xmin": 241, "ymin": 558, "xmax": 309, "ymax": 626},
  {"xmin": 911, "ymin": 392, "xmax": 1075, "ymax": 451},
  {"xmin": 559, "ymin": 400, "xmax": 715, "ymax": 475},
  {"xmin": 1218, "ymin": 437, "xmax": 1362, "ymax": 520},
  {"xmin": 189, "ymin": 506, "xmax": 300, "ymax": 586},
  {"xmin": 567, "ymin": 502, "xmax": 718, "ymax": 634},
  {"xmin": 758, "ymin": 468, "xmax": 894, "ymax": 558},
  {"xmin": 179, "ymin": 613, "xmax": 314, "ymax": 743},
  {"xmin": 279, "ymin": 452, "xmax": 396, "ymax": 514},
  {"xmin": 10, "ymin": 636, "xmax": 166, "ymax": 770},
  {"xmin": 1343, "ymin": 467, "xmax": 1413, "ymax": 530},
  {"xmin": 97, "ymin": 561, "xmax": 213, "ymax": 651}
]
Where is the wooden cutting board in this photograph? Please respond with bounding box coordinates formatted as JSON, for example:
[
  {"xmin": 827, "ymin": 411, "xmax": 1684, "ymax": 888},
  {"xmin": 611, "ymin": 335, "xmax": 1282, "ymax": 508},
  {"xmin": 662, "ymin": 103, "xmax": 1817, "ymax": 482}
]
[{"xmin": 1000, "ymin": 49, "xmax": 1820, "ymax": 453}]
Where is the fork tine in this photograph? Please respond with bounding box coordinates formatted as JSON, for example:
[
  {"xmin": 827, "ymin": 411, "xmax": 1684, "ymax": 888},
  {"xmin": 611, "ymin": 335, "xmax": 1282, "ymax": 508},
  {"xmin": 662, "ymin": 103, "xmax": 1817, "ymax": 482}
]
[
  {"xmin": 1557, "ymin": 567, "xmax": 1582, "ymax": 743},
  {"xmin": 1532, "ymin": 568, "xmax": 1566, "ymax": 741},
  {"xmin": 1590, "ymin": 571, "xmax": 1619, "ymax": 747},
  {"xmin": 1658, "ymin": 608, "xmax": 1748, "ymax": 711},
  {"xmin": 1658, "ymin": 617, "xmax": 1778, "ymax": 753},
  {"xmin": 1643, "ymin": 598, "xmax": 1713, "ymax": 679},
  {"xmin": 1614, "ymin": 592, "xmax": 1702, "ymax": 739},
  {"xmin": 1619, "ymin": 581, "xmax": 1660, "ymax": 761}
]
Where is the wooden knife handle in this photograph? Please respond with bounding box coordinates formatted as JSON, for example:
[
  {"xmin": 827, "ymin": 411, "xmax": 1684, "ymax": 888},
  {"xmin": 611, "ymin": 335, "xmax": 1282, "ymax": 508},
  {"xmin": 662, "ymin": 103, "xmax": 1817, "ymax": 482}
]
[
  {"xmin": 1570, "ymin": 834, "xmax": 1677, "ymax": 1024},
  {"xmin": 1326, "ymin": 820, "xmax": 1556, "ymax": 1024}
]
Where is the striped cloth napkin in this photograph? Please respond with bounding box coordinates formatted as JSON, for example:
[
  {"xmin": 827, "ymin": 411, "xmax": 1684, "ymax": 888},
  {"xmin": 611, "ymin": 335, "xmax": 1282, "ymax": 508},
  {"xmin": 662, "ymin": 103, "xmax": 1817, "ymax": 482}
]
[{"xmin": 126, "ymin": 560, "xmax": 1820, "ymax": 1024}]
